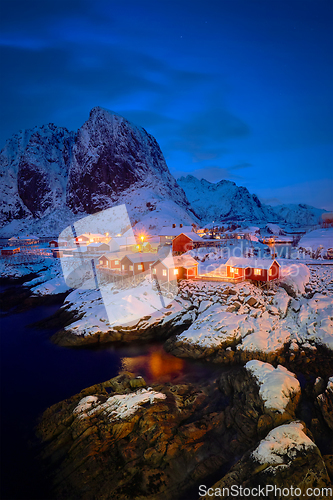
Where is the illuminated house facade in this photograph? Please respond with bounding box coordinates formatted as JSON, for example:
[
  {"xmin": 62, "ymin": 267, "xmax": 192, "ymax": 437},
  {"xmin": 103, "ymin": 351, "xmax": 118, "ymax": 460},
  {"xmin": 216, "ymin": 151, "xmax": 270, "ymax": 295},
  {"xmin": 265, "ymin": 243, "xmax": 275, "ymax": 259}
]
[
  {"xmin": 172, "ymin": 232, "xmax": 204, "ymax": 253},
  {"xmin": 151, "ymin": 254, "xmax": 198, "ymax": 282},
  {"xmin": 225, "ymin": 257, "xmax": 280, "ymax": 282},
  {"xmin": 120, "ymin": 253, "xmax": 156, "ymax": 276},
  {"xmin": 76, "ymin": 232, "xmax": 110, "ymax": 244}
]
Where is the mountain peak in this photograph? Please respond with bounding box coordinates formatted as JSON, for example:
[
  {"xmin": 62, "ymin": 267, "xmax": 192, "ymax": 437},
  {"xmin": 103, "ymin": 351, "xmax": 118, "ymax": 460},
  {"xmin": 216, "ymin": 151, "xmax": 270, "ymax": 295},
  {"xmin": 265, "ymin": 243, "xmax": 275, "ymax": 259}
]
[
  {"xmin": 0, "ymin": 109, "xmax": 195, "ymax": 234},
  {"xmin": 177, "ymin": 175, "xmax": 275, "ymax": 223}
]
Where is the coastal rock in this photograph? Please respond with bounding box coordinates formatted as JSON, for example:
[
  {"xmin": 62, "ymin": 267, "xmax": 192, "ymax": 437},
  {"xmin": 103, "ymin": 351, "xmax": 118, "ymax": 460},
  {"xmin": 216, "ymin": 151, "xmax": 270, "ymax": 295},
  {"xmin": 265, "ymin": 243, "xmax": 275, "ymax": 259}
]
[
  {"xmin": 245, "ymin": 360, "xmax": 301, "ymax": 429},
  {"xmin": 200, "ymin": 421, "xmax": 331, "ymax": 500},
  {"xmin": 317, "ymin": 377, "xmax": 333, "ymax": 431},
  {"xmin": 219, "ymin": 362, "xmax": 301, "ymax": 439},
  {"xmin": 37, "ymin": 368, "xmax": 275, "ymax": 500}
]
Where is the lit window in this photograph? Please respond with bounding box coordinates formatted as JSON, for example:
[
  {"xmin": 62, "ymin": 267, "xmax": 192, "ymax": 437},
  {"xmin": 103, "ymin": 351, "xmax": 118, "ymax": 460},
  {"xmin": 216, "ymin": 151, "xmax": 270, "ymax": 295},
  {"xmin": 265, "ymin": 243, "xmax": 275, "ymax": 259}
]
[
  {"xmin": 162, "ymin": 269, "xmax": 167, "ymax": 276},
  {"xmin": 138, "ymin": 264, "xmax": 143, "ymax": 270},
  {"xmin": 129, "ymin": 265, "xmax": 133, "ymax": 271},
  {"xmin": 234, "ymin": 268, "xmax": 239, "ymax": 275},
  {"xmin": 254, "ymin": 268, "xmax": 261, "ymax": 275},
  {"xmin": 78, "ymin": 238, "xmax": 82, "ymax": 242},
  {"xmin": 174, "ymin": 268, "xmax": 178, "ymax": 275},
  {"xmin": 166, "ymin": 235, "xmax": 172, "ymax": 239},
  {"xmin": 269, "ymin": 269, "xmax": 273, "ymax": 276},
  {"xmin": 122, "ymin": 264, "xmax": 125, "ymax": 270},
  {"xmin": 99, "ymin": 260, "xmax": 103, "ymax": 265},
  {"xmin": 230, "ymin": 267, "xmax": 235, "ymax": 273},
  {"xmin": 152, "ymin": 268, "xmax": 157, "ymax": 274},
  {"xmin": 115, "ymin": 260, "xmax": 119, "ymax": 265}
]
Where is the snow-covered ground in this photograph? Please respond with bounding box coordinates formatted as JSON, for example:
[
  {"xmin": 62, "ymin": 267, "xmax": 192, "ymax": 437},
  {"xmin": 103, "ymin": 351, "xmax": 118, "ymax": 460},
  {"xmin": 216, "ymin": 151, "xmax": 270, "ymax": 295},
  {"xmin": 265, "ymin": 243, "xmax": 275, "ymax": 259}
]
[
  {"xmin": 170, "ymin": 265, "xmax": 333, "ymax": 356},
  {"xmin": 298, "ymin": 227, "xmax": 333, "ymax": 258}
]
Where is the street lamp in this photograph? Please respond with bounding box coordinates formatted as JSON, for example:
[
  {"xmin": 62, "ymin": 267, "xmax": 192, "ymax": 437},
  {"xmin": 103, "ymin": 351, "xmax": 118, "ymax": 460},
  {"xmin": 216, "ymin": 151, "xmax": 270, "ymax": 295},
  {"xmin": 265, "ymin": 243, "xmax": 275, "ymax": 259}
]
[{"xmin": 140, "ymin": 235, "xmax": 144, "ymax": 252}]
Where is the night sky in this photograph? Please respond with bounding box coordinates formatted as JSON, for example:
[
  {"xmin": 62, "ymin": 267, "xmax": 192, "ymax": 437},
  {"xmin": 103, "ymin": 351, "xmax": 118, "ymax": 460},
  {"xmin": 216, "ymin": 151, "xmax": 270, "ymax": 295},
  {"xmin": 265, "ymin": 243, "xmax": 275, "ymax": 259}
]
[{"xmin": 1, "ymin": 0, "xmax": 332, "ymax": 210}]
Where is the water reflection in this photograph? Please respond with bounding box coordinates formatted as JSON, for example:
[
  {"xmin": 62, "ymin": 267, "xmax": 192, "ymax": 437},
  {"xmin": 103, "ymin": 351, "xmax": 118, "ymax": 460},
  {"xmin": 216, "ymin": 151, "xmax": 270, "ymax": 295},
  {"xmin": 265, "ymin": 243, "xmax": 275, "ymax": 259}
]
[{"xmin": 121, "ymin": 345, "xmax": 186, "ymax": 382}]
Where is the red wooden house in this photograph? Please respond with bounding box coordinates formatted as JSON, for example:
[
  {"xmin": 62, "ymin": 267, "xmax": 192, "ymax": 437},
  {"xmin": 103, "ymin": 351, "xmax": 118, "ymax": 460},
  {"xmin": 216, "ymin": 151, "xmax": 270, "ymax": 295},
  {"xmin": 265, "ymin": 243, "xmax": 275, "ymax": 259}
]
[
  {"xmin": 120, "ymin": 253, "xmax": 156, "ymax": 276},
  {"xmin": 49, "ymin": 239, "xmax": 67, "ymax": 248},
  {"xmin": 225, "ymin": 257, "xmax": 280, "ymax": 282},
  {"xmin": 151, "ymin": 254, "xmax": 198, "ymax": 282},
  {"xmin": 159, "ymin": 225, "xmax": 194, "ymax": 246},
  {"xmin": 172, "ymin": 232, "xmax": 204, "ymax": 254},
  {"xmin": 76, "ymin": 232, "xmax": 109, "ymax": 245},
  {"xmin": 98, "ymin": 252, "xmax": 123, "ymax": 270},
  {"xmin": 1, "ymin": 247, "xmax": 20, "ymax": 256}
]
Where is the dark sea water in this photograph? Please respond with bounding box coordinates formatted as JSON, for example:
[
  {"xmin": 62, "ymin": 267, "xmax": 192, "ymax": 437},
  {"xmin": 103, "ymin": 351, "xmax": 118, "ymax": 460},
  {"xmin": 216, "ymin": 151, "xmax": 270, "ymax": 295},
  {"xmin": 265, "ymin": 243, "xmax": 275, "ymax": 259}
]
[{"xmin": 0, "ymin": 292, "xmax": 220, "ymax": 500}]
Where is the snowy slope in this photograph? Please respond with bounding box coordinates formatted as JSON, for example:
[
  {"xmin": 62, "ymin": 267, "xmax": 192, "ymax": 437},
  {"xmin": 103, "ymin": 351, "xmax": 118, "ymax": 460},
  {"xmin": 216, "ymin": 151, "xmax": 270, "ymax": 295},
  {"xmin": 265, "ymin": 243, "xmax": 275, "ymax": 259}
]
[
  {"xmin": 0, "ymin": 107, "xmax": 197, "ymax": 236},
  {"xmin": 298, "ymin": 227, "xmax": 333, "ymax": 253},
  {"xmin": 177, "ymin": 175, "xmax": 277, "ymax": 223},
  {"xmin": 272, "ymin": 204, "xmax": 326, "ymax": 226}
]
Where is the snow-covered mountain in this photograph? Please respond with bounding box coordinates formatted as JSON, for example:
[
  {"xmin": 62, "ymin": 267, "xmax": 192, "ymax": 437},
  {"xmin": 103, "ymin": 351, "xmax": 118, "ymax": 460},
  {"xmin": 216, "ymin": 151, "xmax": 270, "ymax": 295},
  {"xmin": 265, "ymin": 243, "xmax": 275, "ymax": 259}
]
[
  {"xmin": 0, "ymin": 107, "xmax": 197, "ymax": 236},
  {"xmin": 177, "ymin": 175, "xmax": 327, "ymax": 226},
  {"xmin": 1, "ymin": 108, "xmax": 326, "ymax": 236},
  {"xmin": 271, "ymin": 204, "xmax": 326, "ymax": 226},
  {"xmin": 176, "ymin": 175, "xmax": 277, "ymax": 223}
]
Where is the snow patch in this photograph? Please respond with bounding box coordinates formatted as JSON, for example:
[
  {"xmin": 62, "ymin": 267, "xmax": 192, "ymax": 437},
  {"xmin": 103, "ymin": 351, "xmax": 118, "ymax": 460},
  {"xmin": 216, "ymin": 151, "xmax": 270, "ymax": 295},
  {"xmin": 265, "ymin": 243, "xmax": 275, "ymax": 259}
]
[
  {"xmin": 73, "ymin": 388, "xmax": 166, "ymax": 421},
  {"xmin": 252, "ymin": 421, "xmax": 316, "ymax": 465},
  {"xmin": 246, "ymin": 360, "xmax": 300, "ymax": 413}
]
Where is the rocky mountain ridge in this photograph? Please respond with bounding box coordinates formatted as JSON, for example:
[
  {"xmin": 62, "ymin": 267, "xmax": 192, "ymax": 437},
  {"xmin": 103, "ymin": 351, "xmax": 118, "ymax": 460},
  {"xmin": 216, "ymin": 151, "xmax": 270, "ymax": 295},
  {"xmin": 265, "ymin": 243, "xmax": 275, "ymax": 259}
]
[
  {"xmin": 0, "ymin": 107, "xmax": 196, "ymax": 235},
  {"xmin": 177, "ymin": 175, "xmax": 327, "ymax": 226}
]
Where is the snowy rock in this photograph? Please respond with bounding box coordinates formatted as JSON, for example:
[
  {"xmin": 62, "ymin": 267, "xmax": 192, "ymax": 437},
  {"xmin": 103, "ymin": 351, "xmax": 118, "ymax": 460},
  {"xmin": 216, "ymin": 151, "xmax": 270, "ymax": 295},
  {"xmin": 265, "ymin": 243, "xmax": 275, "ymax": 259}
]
[
  {"xmin": 271, "ymin": 289, "xmax": 291, "ymax": 317},
  {"xmin": 73, "ymin": 388, "xmax": 166, "ymax": 421},
  {"xmin": 280, "ymin": 263, "xmax": 311, "ymax": 296},
  {"xmin": 252, "ymin": 421, "xmax": 316, "ymax": 465},
  {"xmin": 245, "ymin": 360, "xmax": 301, "ymax": 421}
]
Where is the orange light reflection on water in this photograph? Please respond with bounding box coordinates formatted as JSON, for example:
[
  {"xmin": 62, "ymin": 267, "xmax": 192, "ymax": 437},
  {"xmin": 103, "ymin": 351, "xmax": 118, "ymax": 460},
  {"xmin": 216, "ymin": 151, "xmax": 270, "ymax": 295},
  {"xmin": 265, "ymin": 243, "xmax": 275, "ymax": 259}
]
[{"xmin": 121, "ymin": 346, "xmax": 185, "ymax": 382}]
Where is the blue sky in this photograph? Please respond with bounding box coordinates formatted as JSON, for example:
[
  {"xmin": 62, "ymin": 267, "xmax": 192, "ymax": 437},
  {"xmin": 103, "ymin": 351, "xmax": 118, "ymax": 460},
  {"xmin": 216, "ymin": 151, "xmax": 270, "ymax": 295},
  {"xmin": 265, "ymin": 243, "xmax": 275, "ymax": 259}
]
[{"xmin": 1, "ymin": 0, "xmax": 332, "ymax": 209}]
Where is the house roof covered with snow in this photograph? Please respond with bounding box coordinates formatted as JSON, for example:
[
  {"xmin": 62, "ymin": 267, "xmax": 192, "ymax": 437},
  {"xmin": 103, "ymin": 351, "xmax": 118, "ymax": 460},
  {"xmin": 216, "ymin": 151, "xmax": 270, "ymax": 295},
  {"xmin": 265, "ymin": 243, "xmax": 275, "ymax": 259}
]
[
  {"xmin": 87, "ymin": 242, "xmax": 110, "ymax": 248},
  {"xmin": 77, "ymin": 232, "xmax": 107, "ymax": 239},
  {"xmin": 159, "ymin": 226, "xmax": 194, "ymax": 236},
  {"xmin": 123, "ymin": 253, "xmax": 157, "ymax": 263},
  {"xmin": 226, "ymin": 257, "xmax": 280, "ymax": 270},
  {"xmin": 153, "ymin": 254, "xmax": 198, "ymax": 269},
  {"xmin": 99, "ymin": 252, "xmax": 124, "ymax": 260},
  {"xmin": 175, "ymin": 232, "xmax": 203, "ymax": 241}
]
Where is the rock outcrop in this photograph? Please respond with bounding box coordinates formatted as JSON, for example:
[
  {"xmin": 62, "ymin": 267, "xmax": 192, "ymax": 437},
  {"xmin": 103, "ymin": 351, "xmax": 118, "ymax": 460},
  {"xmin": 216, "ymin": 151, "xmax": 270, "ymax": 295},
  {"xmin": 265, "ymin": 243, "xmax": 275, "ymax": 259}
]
[
  {"xmin": 37, "ymin": 359, "xmax": 327, "ymax": 500},
  {"xmin": 317, "ymin": 377, "xmax": 333, "ymax": 431},
  {"xmin": 201, "ymin": 421, "xmax": 331, "ymax": 500},
  {"xmin": 37, "ymin": 372, "xmax": 237, "ymax": 500}
]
